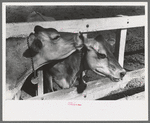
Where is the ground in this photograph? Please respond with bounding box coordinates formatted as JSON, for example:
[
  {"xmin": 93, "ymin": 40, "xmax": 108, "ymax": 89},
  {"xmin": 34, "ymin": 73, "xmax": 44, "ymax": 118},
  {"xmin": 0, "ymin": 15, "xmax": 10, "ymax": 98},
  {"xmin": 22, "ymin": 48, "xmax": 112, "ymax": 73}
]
[{"xmin": 6, "ymin": 5, "xmax": 145, "ymax": 99}]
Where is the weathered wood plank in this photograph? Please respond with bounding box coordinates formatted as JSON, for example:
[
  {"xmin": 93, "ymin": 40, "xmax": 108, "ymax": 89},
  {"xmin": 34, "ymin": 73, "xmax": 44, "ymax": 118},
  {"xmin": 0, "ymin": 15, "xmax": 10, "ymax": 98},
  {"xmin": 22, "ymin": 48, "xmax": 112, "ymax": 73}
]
[
  {"xmin": 28, "ymin": 68, "xmax": 145, "ymax": 100},
  {"xmin": 6, "ymin": 15, "xmax": 145, "ymax": 38},
  {"xmin": 37, "ymin": 70, "xmax": 44, "ymax": 96}
]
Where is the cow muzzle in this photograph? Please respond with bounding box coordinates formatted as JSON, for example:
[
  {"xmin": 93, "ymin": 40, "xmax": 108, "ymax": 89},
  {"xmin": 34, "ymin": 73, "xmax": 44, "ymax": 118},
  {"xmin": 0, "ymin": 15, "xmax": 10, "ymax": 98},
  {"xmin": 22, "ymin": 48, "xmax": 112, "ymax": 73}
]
[
  {"xmin": 94, "ymin": 67, "xmax": 126, "ymax": 82},
  {"xmin": 109, "ymin": 69, "xmax": 126, "ymax": 82}
]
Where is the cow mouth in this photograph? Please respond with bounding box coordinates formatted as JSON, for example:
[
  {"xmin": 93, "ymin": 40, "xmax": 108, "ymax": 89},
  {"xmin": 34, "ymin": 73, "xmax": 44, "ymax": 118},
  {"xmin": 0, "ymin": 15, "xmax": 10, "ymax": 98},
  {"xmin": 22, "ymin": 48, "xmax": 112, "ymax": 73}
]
[
  {"xmin": 94, "ymin": 69, "xmax": 106, "ymax": 77},
  {"xmin": 94, "ymin": 69, "xmax": 121, "ymax": 82},
  {"xmin": 110, "ymin": 77, "xmax": 120, "ymax": 82}
]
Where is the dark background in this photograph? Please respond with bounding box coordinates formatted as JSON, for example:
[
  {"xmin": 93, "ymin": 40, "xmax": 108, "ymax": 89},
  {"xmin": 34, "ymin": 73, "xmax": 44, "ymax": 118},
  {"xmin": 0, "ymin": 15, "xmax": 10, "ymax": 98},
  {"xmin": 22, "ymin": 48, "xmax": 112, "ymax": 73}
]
[{"xmin": 6, "ymin": 6, "xmax": 144, "ymax": 23}]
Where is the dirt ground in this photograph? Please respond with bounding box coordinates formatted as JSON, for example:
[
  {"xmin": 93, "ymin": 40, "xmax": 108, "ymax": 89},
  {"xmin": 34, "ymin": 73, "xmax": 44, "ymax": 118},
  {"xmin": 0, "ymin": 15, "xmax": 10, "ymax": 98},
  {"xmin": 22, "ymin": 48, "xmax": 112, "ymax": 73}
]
[{"xmin": 6, "ymin": 6, "xmax": 145, "ymax": 99}]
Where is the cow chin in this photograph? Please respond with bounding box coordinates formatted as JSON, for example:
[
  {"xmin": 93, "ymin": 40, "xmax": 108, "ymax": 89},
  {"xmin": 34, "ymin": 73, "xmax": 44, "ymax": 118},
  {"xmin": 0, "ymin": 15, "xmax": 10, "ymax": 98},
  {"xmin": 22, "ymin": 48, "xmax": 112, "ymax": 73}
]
[{"xmin": 94, "ymin": 69, "xmax": 121, "ymax": 82}]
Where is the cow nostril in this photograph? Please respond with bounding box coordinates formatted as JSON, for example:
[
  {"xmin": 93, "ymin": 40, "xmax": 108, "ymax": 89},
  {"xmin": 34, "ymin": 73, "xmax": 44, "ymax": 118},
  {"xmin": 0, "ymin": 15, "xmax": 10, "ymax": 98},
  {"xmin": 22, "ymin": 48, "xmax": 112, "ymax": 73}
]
[{"xmin": 120, "ymin": 71, "xmax": 126, "ymax": 79}]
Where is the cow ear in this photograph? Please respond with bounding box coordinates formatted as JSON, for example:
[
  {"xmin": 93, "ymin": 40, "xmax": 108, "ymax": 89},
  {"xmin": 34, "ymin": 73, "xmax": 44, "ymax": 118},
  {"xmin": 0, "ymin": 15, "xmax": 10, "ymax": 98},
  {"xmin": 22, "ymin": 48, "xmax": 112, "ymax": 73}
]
[
  {"xmin": 75, "ymin": 32, "xmax": 84, "ymax": 42},
  {"xmin": 78, "ymin": 32, "xmax": 85, "ymax": 42},
  {"xmin": 107, "ymin": 38, "xmax": 115, "ymax": 46},
  {"xmin": 74, "ymin": 32, "xmax": 85, "ymax": 50},
  {"xmin": 34, "ymin": 25, "xmax": 44, "ymax": 33},
  {"xmin": 23, "ymin": 33, "xmax": 43, "ymax": 58},
  {"xmin": 92, "ymin": 42, "xmax": 99, "ymax": 52},
  {"xmin": 84, "ymin": 38, "xmax": 93, "ymax": 50}
]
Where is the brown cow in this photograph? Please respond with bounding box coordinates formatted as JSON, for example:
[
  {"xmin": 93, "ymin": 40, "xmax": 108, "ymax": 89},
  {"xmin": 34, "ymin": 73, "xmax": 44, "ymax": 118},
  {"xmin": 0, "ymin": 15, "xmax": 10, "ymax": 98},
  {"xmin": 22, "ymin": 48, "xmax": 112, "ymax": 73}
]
[
  {"xmin": 42, "ymin": 34, "xmax": 126, "ymax": 94},
  {"xmin": 6, "ymin": 25, "xmax": 84, "ymax": 100}
]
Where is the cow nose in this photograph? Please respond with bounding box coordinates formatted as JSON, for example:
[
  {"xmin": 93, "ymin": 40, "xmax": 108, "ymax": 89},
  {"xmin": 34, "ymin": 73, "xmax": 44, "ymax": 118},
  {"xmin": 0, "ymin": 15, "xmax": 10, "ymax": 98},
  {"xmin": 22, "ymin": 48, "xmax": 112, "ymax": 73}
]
[{"xmin": 120, "ymin": 70, "xmax": 126, "ymax": 79}]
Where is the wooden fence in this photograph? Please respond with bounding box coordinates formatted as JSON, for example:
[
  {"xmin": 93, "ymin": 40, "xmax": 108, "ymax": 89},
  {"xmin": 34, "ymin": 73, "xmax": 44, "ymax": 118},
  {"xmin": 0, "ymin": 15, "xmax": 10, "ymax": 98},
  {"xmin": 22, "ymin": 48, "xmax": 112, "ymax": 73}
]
[{"xmin": 6, "ymin": 15, "xmax": 146, "ymax": 100}]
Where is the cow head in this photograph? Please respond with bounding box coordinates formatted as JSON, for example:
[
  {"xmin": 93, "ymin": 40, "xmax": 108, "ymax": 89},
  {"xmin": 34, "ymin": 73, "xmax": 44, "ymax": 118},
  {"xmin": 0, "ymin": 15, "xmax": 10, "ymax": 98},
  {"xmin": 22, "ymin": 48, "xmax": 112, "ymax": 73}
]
[
  {"xmin": 23, "ymin": 25, "xmax": 84, "ymax": 62},
  {"xmin": 85, "ymin": 34, "xmax": 126, "ymax": 82}
]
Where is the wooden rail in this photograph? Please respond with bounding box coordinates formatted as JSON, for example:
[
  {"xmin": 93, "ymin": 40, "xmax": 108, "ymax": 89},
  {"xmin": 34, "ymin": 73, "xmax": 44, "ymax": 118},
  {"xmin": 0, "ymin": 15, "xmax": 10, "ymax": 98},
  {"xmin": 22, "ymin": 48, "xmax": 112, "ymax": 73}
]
[
  {"xmin": 6, "ymin": 15, "xmax": 145, "ymax": 38},
  {"xmin": 28, "ymin": 68, "xmax": 145, "ymax": 100}
]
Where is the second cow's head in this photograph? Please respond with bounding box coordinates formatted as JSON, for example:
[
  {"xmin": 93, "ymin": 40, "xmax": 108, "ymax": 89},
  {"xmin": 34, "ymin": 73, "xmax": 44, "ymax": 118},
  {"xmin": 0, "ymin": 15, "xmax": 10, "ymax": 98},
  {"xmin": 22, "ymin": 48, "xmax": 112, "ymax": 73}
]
[{"xmin": 84, "ymin": 34, "xmax": 126, "ymax": 82}]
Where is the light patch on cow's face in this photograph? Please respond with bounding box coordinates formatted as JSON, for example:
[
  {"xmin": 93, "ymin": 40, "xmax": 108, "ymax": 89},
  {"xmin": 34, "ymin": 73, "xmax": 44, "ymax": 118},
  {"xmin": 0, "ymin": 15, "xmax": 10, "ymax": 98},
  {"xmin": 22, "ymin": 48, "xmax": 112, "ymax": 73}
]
[{"xmin": 85, "ymin": 35, "xmax": 126, "ymax": 82}]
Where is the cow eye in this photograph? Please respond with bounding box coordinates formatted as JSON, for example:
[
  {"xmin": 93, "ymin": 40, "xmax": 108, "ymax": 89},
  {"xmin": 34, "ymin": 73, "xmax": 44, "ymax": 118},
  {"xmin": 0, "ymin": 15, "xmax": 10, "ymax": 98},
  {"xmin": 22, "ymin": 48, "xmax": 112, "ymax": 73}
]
[
  {"xmin": 52, "ymin": 35, "xmax": 60, "ymax": 40},
  {"xmin": 97, "ymin": 53, "xmax": 107, "ymax": 59}
]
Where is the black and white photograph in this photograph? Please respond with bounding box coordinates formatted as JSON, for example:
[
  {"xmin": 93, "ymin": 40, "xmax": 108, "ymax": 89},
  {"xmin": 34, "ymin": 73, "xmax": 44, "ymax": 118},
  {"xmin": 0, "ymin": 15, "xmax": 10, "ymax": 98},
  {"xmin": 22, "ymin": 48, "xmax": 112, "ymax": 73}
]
[{"xmin": 2, "ymin": 2, "xmax": 148, "ymax": 121}]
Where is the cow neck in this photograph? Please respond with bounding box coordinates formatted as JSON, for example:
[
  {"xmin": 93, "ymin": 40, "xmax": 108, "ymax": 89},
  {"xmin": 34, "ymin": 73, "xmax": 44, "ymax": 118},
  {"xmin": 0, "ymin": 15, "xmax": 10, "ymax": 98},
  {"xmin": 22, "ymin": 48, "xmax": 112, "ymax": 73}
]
[{"xmin": 77, "ymin": 46, "xmax": 87, "ymax": 75}]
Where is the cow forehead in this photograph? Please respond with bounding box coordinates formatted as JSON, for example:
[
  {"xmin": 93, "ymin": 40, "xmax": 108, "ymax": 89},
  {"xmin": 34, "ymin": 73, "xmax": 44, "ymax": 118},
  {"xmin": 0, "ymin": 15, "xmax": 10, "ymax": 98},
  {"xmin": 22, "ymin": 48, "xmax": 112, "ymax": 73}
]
[
  {"xmin": 95, "ymin": 42, "xmax": 107, "ymax": 54},
  {"xmin": 87, "ymin": 37, "xmax": 102, "ymax": 48},
  {"xmin": 95, "ymin": 35, "xmax": 113, "ymax": 48}
]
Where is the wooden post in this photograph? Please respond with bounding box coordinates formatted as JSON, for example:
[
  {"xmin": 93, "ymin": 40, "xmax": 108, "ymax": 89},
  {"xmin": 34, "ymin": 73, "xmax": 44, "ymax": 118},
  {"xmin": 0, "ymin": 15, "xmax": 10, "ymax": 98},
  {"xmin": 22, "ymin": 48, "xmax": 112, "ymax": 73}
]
[
  {"xmin": 37, "ymin": 70, "xmax": 44, "ymax": 96},
  {"xmin": 82, "ymin": 33, "xmax": 87, "ymax": 77},
  {"xmin": 114, "ymin": 29, "xmax": 127, "ymax": 67}
]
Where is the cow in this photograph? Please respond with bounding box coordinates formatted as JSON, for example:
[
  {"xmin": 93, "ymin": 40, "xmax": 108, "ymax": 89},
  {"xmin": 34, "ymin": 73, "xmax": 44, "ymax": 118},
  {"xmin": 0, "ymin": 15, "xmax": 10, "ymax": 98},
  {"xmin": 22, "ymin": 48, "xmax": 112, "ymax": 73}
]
[
  {"xmin": 42, "ymin": 34, "xmax": 126, "ymax": 94},
  {"xmin": 26, "ymin": 11, "xmax": 55, "ymax": 22},
  {"xmin": 6, "ymin": 25, "xmax": 84, "ymax": 100}
]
